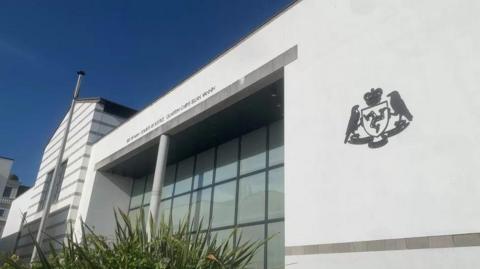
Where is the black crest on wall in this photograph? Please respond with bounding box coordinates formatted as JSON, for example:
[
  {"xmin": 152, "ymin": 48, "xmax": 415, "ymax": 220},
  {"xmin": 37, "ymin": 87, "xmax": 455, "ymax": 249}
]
[{"xmin": 344, "ymin": 88, "xmax": 413, "ymax": 148}]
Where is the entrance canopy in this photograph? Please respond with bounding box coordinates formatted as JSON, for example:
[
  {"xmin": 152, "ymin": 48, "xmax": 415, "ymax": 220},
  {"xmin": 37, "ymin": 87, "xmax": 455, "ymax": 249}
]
[{"xmin": 102, "ymin": 75, "xmax": 284, "ymax": 179}]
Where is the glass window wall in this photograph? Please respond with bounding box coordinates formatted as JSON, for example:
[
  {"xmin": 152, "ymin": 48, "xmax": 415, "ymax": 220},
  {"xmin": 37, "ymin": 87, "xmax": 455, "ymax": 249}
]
[{"xmin": 128, "ymin": 120, "xmax": 284, "ymax": 268}]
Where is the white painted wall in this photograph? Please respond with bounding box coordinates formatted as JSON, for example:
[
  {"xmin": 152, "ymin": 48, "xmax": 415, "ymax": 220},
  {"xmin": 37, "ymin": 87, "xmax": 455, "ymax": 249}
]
[
  {"xmin": 75, "ymin": 0, "xmax": 480, "ymax": 267},
  {"xmin": 78, "ymin": 171, "xmax": 132, "ymax": 238},
  {"xmin": 0, "ymin": 187, "xmax": 31, "ymax": 251},
  {"xmin": 283, "ymin": 0, "xmax": 480, "ymax": 246}
]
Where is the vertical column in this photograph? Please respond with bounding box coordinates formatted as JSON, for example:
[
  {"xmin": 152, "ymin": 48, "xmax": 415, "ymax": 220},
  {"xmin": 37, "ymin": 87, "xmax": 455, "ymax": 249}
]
[{"xmin": 148, "ymin": 134, "xmax": 170, "ymax": 237}]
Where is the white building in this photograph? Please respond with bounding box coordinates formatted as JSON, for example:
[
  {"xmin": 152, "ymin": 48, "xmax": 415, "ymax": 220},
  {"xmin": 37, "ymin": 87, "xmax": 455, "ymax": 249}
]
[
  {"xmin": 0, "ymin": 173, "xmax": 29, "ymax": 237},
  {"xmin": 3, "ymin": 0, "xmax": 480, "ymax": 267},
  {"xmin": 0, "ymin": 157, "xmax": 27, "ymax": 237},
  {"xmin": 0, "ymin": 98, "xmax": 136, "ymax": 258}
]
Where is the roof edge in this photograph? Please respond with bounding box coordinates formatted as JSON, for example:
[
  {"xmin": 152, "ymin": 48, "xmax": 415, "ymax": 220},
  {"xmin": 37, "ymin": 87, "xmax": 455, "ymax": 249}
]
[
  {"xmin": 0, "ymin": 156, "xmax": 14, "ymax": 161},
  {"xmin": 94, "ymin": 0, "xmax": 302, "ymax": 144}
]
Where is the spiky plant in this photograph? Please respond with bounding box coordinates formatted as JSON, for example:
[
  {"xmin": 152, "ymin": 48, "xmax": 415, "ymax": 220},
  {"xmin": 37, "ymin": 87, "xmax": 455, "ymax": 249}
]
[{"xmin": 1, "ymin": 209, "xmax": 265, "ymax": 269}]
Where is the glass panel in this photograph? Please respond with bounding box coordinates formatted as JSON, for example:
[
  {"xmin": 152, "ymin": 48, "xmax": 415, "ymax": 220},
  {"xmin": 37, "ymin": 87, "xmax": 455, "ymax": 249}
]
[
  {"xmin": 174, "ymin": 157, "xmax": 194, "ymax": 195},
  {"xmin": 162, "ymin": 165, "xmax": 176, "ymax": 199},
  {"xmin": 238, "ymin": 172, "xmax": 266, "ymax": 224},
  {"xmin": 38, "ymin": 171, "xmax": 53, "ymax": 211},
  {"xmin": 240, "ymin": 127, "xmax": 266, "ymax": 175},
  {"xmin": 193, "ymin": 148, "xmax": 215, "ymax": 189},
  {"xmin": 267, "ymin": 222, "xmax": 285, "ymax": 269},
  {"xmin": 128, "ymin": 208, "xmax": 142, "ymax": 225},
  {"xmin": 215, "ymin": 139, "xmax": 238, "ymax": 182},
  {"xmin": 211, "ymin": 181, "xmax": 236, "ymax": 228},
  {"xmin": 143, "ymin": 205, "xmax": 150, "ymax": 223},
  {"xmin": 238, "ymin": 224, "xmax": 265, "ymax": 269},
  {"xmin": 51, "ymin": 161, "xmax": 68, "ymax": 202},
  {"xmin": 268, "ymin": 167, "xmax": 284, "ymax": 219},
  {"xmin": 190, "ymin": 187, "xmax": 212, "ymax": 228},
  {"xmin": 130, "ymin": 177, "xmax": 146, "ymax": 209},
  {"xmin": 143, "ymin": 174, "xmax": 154, "ymax": 205},
  {"xmin": 212, "ymin": 228, "xmax": 234, "ymax": 247},
  {"xmin": 158, "ymin": 199, "xmax": 172, "ymax": 225},
  {"xmin": 3, "ymin": 187, "xmax": 12, "ymax": 198},
  {"xmin": 269, "ymin": 120, "xmax": 284, "ymax": 166},
  {"xmin": 171, "ymin": 194, "xmax": 191, "ymax": 230}
]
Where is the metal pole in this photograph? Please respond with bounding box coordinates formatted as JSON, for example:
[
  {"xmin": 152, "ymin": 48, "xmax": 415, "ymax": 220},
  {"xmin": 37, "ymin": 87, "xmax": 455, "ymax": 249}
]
[
  {"xmin": 13, "ymin": 211, "xmax": 27, "ymax": 254},
  {"xmin": 147, "ymin": 134, "xmax": 170, "ymax": 240},
  {"xmin": 30, "ymin": 71, "xmax": 85, "ymax": 262}
]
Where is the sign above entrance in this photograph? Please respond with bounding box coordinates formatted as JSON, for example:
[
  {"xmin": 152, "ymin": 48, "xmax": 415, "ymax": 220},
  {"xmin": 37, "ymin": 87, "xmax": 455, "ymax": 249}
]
[
  {"xmin": 344, "ymin": 88, "xmax": 413, "ymax": 148},
  {"xmin": 126, "ymin": 86, "xmax": 216, "ymax": 144}
]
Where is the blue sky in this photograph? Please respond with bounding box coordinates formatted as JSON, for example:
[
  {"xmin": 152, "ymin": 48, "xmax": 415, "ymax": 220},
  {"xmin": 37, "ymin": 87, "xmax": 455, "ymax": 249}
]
[{"xmin": 0, "ymin": 0, "xmax": 293, "ymax": 186}]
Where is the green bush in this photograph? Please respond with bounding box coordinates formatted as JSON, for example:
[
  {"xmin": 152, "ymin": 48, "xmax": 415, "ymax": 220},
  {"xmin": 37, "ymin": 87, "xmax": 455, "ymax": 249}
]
[{"xmin": 1, "ymin": 210, "xmax": 265, "ymax": 269}]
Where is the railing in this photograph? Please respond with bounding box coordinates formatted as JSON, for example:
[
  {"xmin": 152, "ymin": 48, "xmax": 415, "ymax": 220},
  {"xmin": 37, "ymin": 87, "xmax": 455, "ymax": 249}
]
[{"xmin": 0, "ymin": 197, "xmax": 13, "ymax": 204}]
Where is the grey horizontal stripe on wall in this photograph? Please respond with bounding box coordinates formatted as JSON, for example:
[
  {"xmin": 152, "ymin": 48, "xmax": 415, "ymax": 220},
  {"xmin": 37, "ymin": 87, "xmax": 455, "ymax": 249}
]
[
  {"xmin": 92, "ymin": 118, "xmax": 118, "ymax": 129},
  {"xmin": 56, "ymin": 191, "xmax": 82, "ymax": 203},
  {"xmin": 37, "ymin": 142, "xmax": 88, "ymax": 180},
  {"xmin": 19, "ymin": 219, "xmax": 70, "ymax": 239},
  {"xmin": 285, "ymin": 233, "xmax": 480, "ymax": 256},
  {"xmin": 25, "ymin": 206, "xmax": 78, "ymax": 222},
  {"xmin": 17, "ymin": 233, "xmax": 67, "ymax": 250},
  {"xmin": 35, "ymin": 143, "xmax": 91, "ymax": 187},
  {"xmin": 61, "ymin": 166, "xmax": 87, "ymax": 184},
  {"xmin": 43, "ymin": 105, "xmax": 96, "ymax": 154},
  {"xmin": 59, "ymin": 180, "xmax": 85, "ymax": 193},
  {"xmin": 41, "ymin": 107, "xmax": 100, "ymax": 162},
  {"xmin": 90, "ymin": 130, "xmax": 109, "ymax": 139},
  {"xmin": 24, "ymin": 209, "xmax": 78, "ymax": 225},
  {"xmin": 44, "ymin": 104, "xmax": 97, "ymax": 151},
  {"xmin": 28, "ymin": 191, "xmax": 82, "ymax": 210},
  {"xmin": 39, "ymin": 152, "xmax": 90, "ymax": 189},
  {"xmin": 26, "ymin": 202, "xmax": 72, "ymax": 218},
  {"xmin": 19, "ymin": 219, "xmax": 73, "ymax": 241},
  {"xmin": 43, "ymin": 111, "xmax": 104, "ymax": 160},
  {"xmin": 34, "ymin": 163, "xmax": 88, "ymax": 192},
  {"xmin": 64, "ymin": 134, "xmax": 93, "ymax": 156},
  {"xmin": 39, "ymin": 123, "xmax": 95, "ymax": 172},
  {"xmin": 44, "ymin": 103, "xmax": 89, "ymax": 146},
  {"xmin": 96, "ymin": 45, "xmax": 298, "ymax": 171},
  {"xmin": 31, "ymin": 176, "xmax": 86, "ymax": 199},
  {"xmin": 34, "ymin": 152, "xmax": 90, "ymax": 192}
]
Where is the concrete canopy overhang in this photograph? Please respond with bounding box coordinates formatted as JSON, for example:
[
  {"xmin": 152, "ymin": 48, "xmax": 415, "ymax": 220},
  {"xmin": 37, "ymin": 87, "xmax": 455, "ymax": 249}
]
[
  {"xmin": 96, "ymin": 45, "xmax": 296, "ymax": 178},
  {"xmin": 102, "ymin": 75, "xmax": 284, "ymax": 178}
]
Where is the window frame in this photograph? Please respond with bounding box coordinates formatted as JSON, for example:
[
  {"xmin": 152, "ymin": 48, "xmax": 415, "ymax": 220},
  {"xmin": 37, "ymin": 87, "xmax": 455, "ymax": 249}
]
[
  {"xmin": 38, "ymin": 159, "xmax": 68, "ymax": 212},
  {"xmin": 2, "ymin": 186, "xmax": 12, "ymax": 198},
  {"xmin": 127, "ymin": 120, "xmax": 285, "ymax": 269}
]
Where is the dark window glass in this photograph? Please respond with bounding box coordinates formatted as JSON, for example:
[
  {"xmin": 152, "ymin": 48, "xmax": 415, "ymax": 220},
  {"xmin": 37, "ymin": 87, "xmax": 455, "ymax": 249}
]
[
  {"xmin": 2, "ymin": 187, "xmax": 12, "ymax": 198},
  {"xmin": 38, "ymin": 171, "xmax": 53, "ymax": 211},
  {"xmin": 130, "ymin": 177, "xmax": 146, "ymax": 209},
  {"xmin": 174, "ymin": 157, "xmax": 194, "ymax": 195},
  {"xmin": 215, "ymin": 139, "xmax": 238, "ymax": 182},
  {"xmin": 193, "ymin": 148, "xmax": 215, "ymax": 189},
  {"xmin": 53, "ymin": 161, "xmax": 68, "ymax": 202}
]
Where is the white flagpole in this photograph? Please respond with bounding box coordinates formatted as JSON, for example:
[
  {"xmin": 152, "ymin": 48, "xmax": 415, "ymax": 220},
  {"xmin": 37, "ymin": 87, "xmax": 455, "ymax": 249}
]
[{"xmin": 31, "ymin": 71, "xmax": 85, "ymax": 262}]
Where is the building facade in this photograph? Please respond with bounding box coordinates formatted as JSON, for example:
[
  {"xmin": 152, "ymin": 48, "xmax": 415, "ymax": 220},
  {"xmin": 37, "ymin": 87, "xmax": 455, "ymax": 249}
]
[
  {"xmin": 0, "ymin": 98, "xmax": 136, "ymax": 258},
  {"xmin": 0, "ymin": 157, "xmax": 29, "ymax": 237},
  {"xmin": 3, "ymin": 0, "xmax": 480, "ymax": 267},
  {"xmin": 0, "ymin": 174, "xmax": 29, "ymax": 237},
  {"xmin": 0, "ymin": 157, "xmax": 14, "ymax": 204}
]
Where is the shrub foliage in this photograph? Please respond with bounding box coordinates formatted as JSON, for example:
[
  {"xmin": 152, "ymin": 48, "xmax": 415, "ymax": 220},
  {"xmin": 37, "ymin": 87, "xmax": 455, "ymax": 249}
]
[{"xmin": 1, "ymin": 210, "xmax": 265, "ymax": 269}]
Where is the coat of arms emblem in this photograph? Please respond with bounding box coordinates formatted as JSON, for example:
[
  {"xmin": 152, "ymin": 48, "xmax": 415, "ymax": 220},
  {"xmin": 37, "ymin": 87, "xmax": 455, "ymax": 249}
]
[{"xmin": 344, "ymin": 88, "xmax": 413, "ymax": 148}]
